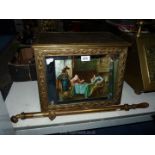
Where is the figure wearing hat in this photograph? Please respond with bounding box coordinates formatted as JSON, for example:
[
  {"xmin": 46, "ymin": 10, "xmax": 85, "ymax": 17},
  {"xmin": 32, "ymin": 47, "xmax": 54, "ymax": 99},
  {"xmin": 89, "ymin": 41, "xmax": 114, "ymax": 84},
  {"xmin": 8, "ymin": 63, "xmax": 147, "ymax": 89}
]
[{"xmin": 57, "ymin": 66, "xmax": 71, "ymax": 94}]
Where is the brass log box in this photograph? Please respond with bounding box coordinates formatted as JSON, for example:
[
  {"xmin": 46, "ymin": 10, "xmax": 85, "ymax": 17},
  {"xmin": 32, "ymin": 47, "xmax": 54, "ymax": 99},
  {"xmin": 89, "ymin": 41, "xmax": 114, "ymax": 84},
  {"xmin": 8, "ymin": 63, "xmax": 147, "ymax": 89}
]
[{"xmin": 33, "ymin": 32, "xmax": 130, "ymax": 112}]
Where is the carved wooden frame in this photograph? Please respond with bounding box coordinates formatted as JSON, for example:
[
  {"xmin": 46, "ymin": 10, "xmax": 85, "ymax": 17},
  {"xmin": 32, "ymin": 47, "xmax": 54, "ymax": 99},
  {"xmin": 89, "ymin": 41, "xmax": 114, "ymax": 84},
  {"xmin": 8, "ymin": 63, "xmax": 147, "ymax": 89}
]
[{"xmin": 33, "ymin": 44, "xmax": 128, "ymax": 114}]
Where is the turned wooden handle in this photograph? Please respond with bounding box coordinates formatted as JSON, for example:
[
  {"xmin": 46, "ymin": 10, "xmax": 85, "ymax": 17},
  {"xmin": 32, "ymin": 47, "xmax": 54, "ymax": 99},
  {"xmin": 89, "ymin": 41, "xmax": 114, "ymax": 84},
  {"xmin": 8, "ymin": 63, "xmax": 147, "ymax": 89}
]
[
  {"xmin": 122, "ymin": 102, "xmax": 149, "ymax": 111},
  {"xmin": 133, "ymin": 102, "xmax": 149, "ymax": 108}
]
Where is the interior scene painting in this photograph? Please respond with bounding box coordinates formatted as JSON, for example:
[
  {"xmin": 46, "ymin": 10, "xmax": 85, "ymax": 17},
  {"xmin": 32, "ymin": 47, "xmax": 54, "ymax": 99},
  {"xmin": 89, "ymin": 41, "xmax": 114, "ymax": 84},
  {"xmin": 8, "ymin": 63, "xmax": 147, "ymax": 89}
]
[{"xmin": 45, "ymin": 54, "xmax": 118, "ymax": 104}]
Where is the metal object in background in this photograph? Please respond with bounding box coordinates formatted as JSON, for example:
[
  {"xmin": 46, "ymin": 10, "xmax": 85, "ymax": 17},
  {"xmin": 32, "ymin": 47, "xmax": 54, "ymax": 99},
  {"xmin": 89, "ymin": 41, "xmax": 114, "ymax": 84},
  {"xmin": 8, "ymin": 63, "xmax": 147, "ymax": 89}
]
[
  {"xmin": 136, "ymin": 21, "xmax": 144, "ymax": 38},
  {"xmin": 106, "ymin": 20, "xmax": 155, "ymax": 94},
  {"xmin": 125, "ymin": 34, "xmax": 155, "ymax": 94}
]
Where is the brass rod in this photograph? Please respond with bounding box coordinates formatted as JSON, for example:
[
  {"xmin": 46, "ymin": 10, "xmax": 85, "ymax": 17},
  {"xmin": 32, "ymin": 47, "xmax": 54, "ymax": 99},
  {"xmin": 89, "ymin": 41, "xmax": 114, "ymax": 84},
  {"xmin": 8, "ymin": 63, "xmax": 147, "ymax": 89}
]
[
  {"xmin": 10, "ymin": 102, "xmax": 149, "ymax": 123},
  {"xmin": 137, "ymin": 21, "xmax": 144, "ymax": 38}
]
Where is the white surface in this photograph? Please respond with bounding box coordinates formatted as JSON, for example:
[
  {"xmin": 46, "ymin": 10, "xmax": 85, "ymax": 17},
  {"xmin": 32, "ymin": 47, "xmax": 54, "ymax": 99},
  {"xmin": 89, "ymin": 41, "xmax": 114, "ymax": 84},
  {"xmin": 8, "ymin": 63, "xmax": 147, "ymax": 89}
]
[
  {"xmin": 5, "ymin": 81, "xmax": 155, "ymax": 134},
  {"xmin": 0, "ymin": 92, "xmax": 15, "ymax": 134}
]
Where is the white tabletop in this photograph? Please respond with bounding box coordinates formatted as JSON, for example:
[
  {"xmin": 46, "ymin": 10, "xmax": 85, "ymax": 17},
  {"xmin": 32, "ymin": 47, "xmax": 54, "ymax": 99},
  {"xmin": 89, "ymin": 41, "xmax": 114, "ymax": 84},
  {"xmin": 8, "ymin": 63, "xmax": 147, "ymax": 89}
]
[{"xmin": 5, "ymin": 81, "xmax": 155, "ymax": 134}]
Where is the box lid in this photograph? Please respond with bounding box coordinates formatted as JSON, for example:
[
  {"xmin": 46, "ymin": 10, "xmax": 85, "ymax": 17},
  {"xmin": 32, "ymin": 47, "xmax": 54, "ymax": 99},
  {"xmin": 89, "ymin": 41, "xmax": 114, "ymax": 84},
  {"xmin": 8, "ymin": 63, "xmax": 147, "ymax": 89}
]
[{"xmin": 33, "ymin": 32, "xmax": 130, "ymax": 47}]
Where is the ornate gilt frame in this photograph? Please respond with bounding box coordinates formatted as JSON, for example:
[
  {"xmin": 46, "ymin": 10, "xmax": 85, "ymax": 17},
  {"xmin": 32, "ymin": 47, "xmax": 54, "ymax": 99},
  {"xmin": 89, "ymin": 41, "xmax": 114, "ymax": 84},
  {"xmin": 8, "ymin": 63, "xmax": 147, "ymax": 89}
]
[{"xmin": 33, "ymin": 44, "xmax": 128, "ymax": 114}]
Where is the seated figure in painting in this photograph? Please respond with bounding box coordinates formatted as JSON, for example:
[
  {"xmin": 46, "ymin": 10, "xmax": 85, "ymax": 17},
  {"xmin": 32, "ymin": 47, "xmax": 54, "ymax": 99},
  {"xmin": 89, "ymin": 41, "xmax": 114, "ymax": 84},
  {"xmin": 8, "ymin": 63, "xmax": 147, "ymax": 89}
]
[
  {"xmin": 71, "ymin": 73, "xmax": 105, "ymax": 99},
  {"xmin": 70, "ymin": 74, "xmax": 85, "ymax": 97},
  {"xmin": 89, "ymin": 73, "xmax": 105, "ymax": 97},
  {"xmin": 70, "ymin": 74, "xmax": 85, "ymax": 86},
  {"xmin": 91, "ymin": 73, "xmax": 104, "ymax": 85}
]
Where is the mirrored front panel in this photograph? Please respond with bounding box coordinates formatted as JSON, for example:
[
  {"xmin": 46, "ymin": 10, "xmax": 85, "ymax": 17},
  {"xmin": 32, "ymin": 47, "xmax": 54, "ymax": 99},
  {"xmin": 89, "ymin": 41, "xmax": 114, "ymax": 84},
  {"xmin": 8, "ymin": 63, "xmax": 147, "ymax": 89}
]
[{"xmin": 45, "ymin": 54, "xmax": 119, "ymax": 105}]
